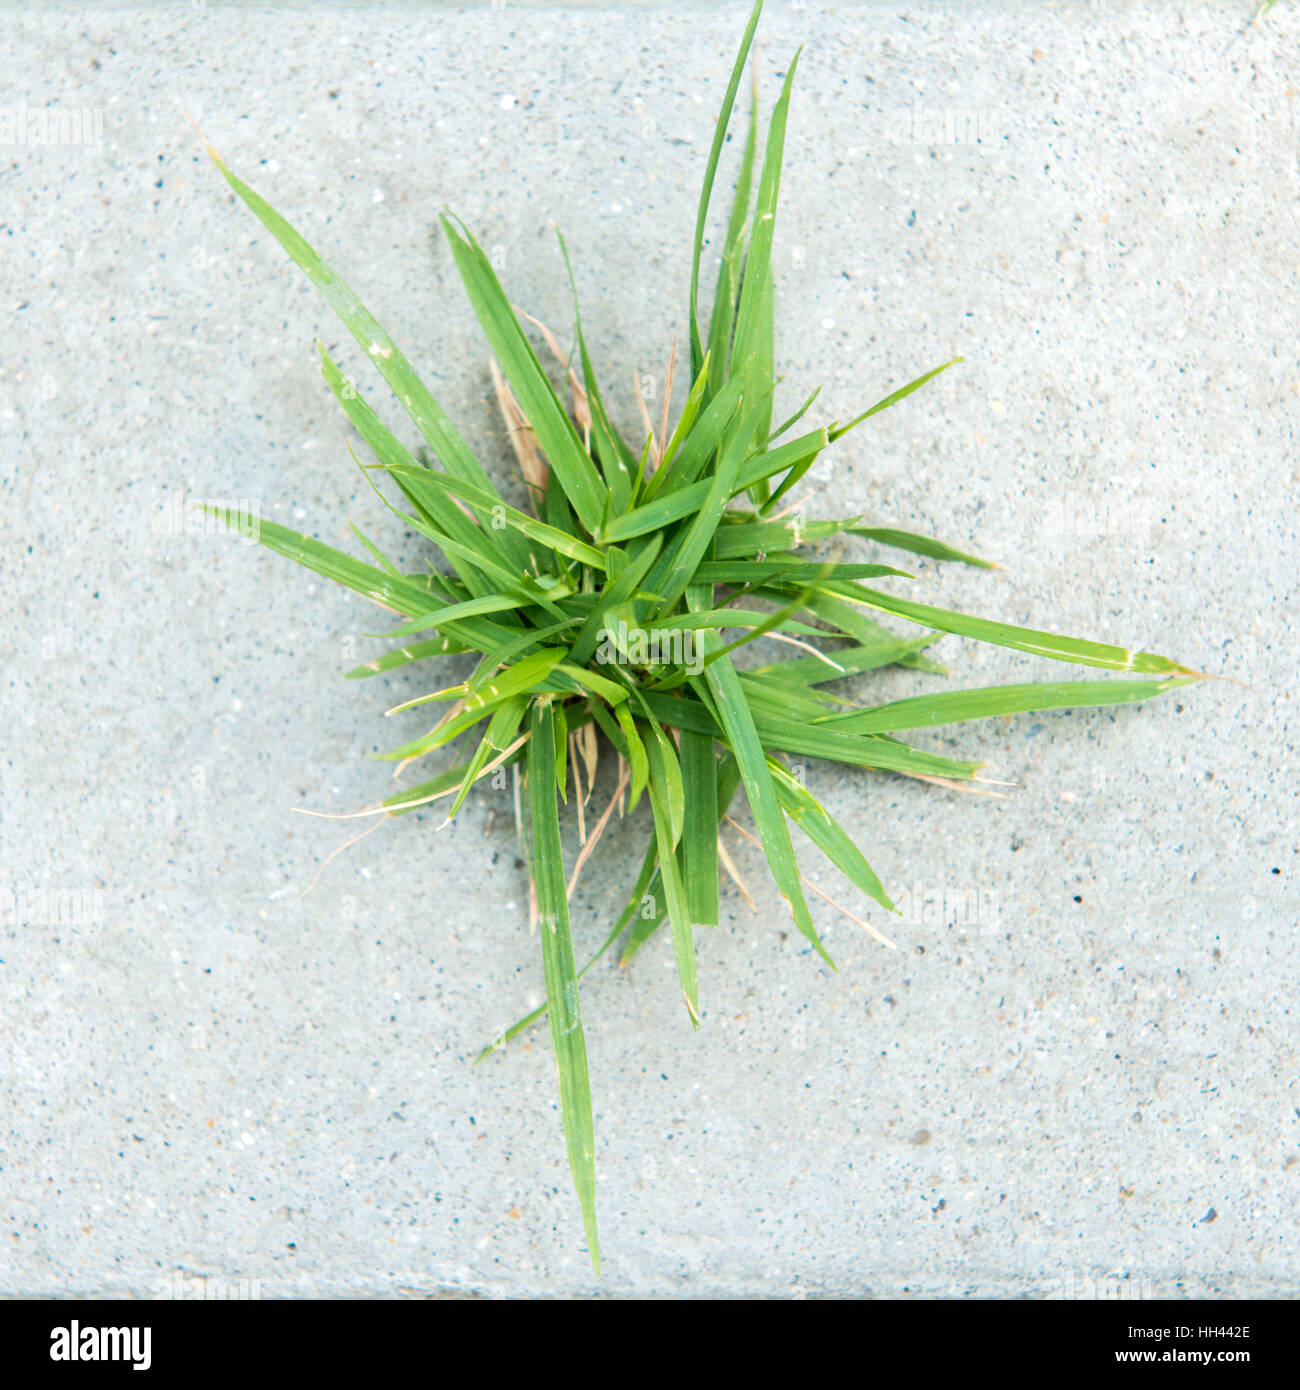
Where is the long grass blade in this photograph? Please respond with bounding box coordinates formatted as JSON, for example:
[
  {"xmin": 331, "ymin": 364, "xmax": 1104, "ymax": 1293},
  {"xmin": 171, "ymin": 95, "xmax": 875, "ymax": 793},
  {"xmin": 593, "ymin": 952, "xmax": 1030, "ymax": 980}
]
[
  {"xmin": 441, "ymin": 214, "xmax": 609, "ymax": 535},
  {"xmin": 527, "ymin": 703, "xmax": 600, "ymax": 1273},
  {"xmin": 845, "ymin": 587, "xmax": 1198, "ymax": 674},
  {"xmin": 202, "ymin": 145, "xmax": 527, "ymax": 562},
  {"xmin": 696, "ymin": 641, "xmax": 834, "ymax": 966},
  {"xmin": 689, "ymin": 0, "xmax": 764, "ymax": 383},
  {"xmin": 818, "ymin": 677, "xmax": 1200, "ymax": 733}
]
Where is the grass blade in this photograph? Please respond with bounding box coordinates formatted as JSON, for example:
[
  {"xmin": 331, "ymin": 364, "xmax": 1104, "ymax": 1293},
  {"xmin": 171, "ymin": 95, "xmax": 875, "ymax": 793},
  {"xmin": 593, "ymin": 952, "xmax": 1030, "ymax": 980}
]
[
  {"xmin": 705, "ymin": 63, "xmax": 758, "ymax": 399},
  {"xmin": 346, "ymin": 634, "xmax": 468, "ymax": 679},
  {"xmin": 827, "ymin": 359, "xmax": 964, "ymax": 442},
  {"xmin": 200, "ymin": 507, "xmax": 517, "ymax": 652},
  {"xmin": 646, "ymin": 754, "xmax": 700, "ymax": 1027},
  {"xmin": 850, "ymin": 525, "xmax": 995, "ymax": 569},
  {"xmin": 846, "ymin": 587, "xmax": 1199, "ymax": 674},
  {"xmin": 527, "ymin": 702, "xmax": 600, "ymax": 1273},
  {"xmin": 441, "ymin": 214, "xmax": 609, "ymax": 535},
  {"xmin": 378, "ymin": 463, "xmax": 606, "ymax": 570},
  {"xmin": 568, "ymin": 534, "xmax": 664, "ymax": 667},
  {"xmin": 818, "ymin": 677, "xmax": 1200, "ymax": 734},
  {"xmin": 749, "ymin": 635, "xmax": 935, "ymax": 685},
  {"xmin": 696, "ymin": 642, "xmax": 834, "ymax": 967},
  {"xmin": 318, "ymin": 346, "xmax": 500, "ymax": 595},
  {"xmin": 729, "ymin": 47, "xmax": 797, "ymax": 399},
  {"xmin": 556, "ymin": 229, "xmax": 639, "ymax": 510},
  {"xmin": 768, "ymin": 761, "xmax": 895, "ymax": 915},
  {"xmin": 445, "ymin": 695, "xmax": 529, "ymax": 821},
  {"xmin": 202, "ymin": 145, "xmax": 527, "ymax": 562},
  {"xmin": 681, "ymin": 728, "xmax": 720, "ymax": 928},
  {"xmin": 689, "ymin": 0, "xmax": 764, "ymax": 382}
]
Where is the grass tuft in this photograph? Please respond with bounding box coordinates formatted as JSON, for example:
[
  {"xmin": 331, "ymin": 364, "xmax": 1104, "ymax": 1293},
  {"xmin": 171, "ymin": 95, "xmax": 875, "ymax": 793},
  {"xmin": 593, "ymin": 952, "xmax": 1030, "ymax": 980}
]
[{"xmin": 198, "ymin": 0, "xmax": 1207, "ymax": 1273}]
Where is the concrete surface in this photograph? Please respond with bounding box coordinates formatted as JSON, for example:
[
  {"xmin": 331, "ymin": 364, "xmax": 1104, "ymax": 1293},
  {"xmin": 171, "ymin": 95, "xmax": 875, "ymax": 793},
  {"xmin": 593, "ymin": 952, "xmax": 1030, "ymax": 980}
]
[{"xmin": 1, "ymin": 0, "xmax": 1296, "ymax": 1298}]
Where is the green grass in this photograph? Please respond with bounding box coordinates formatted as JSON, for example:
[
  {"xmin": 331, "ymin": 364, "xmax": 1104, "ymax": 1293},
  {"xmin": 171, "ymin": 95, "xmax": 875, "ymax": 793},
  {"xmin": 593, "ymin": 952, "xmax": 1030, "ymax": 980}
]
[{"xmin": 197, "ymin": 0, "xmax": 1206, "ymax": 1273}]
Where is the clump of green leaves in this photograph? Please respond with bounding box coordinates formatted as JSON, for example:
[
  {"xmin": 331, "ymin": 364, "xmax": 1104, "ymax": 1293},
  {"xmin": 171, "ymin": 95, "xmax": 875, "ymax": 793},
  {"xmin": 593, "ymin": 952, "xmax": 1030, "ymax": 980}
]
[{"xmin": 200, "ymin": 0, "xmax": 1202, "ymax": 1273}]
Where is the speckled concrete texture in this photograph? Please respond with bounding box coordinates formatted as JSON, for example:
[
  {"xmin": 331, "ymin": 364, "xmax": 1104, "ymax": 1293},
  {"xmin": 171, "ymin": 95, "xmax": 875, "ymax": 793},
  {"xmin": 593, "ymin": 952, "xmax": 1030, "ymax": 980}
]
[{"xmin": 0, "ymin": 1, "xmax": 1296, "ymax": 1298}]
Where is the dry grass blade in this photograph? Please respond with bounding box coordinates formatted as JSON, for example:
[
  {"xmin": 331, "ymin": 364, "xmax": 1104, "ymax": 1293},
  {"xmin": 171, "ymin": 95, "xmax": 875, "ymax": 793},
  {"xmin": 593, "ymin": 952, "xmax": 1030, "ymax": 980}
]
[
  {"xmin": 567, "ymin": 763, "xmax": 631, "ymax": 900},
  {"xmin": 569, "ymin": 731, "xmax": 587, "ymax": 843},
  {"xmin": 657, "ymin": 336, "xmax": 677, "ymax": 475},
  {"xmin": 291, "ymin": 734, "xmax": 532, "ymax": 819},
  {"xmin": 725, "ymin": 815, "xmax": 896, "ymax": 949},
  {"xmin": 633, "ymin": 366, "xmax": 658, "ymax": 468},
  {"xmin": 716, "ymin": 833, "xmax": 757, "ymax": 912},
  {"xmin": 517, "ymin": 304, "xmax": 593, "ymax": 438},
  {"xmin": 490, "ymin": 357, "xmax": 548, "ymax": 500},
  {"xmin": 292, "ymin": 815, "xmax": 391, "ymax": 903},
  {"xmin": 579, "ymin": 721, "xmax": 598, "ymax": 806}
]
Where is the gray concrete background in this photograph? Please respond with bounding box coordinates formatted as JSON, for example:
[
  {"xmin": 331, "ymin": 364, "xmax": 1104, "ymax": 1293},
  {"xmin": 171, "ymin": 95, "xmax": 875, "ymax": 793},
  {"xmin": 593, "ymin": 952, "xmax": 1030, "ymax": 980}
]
[{"xmin": 1, "ymin": 0, "xmax": 1296, "ymax": 1298}]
